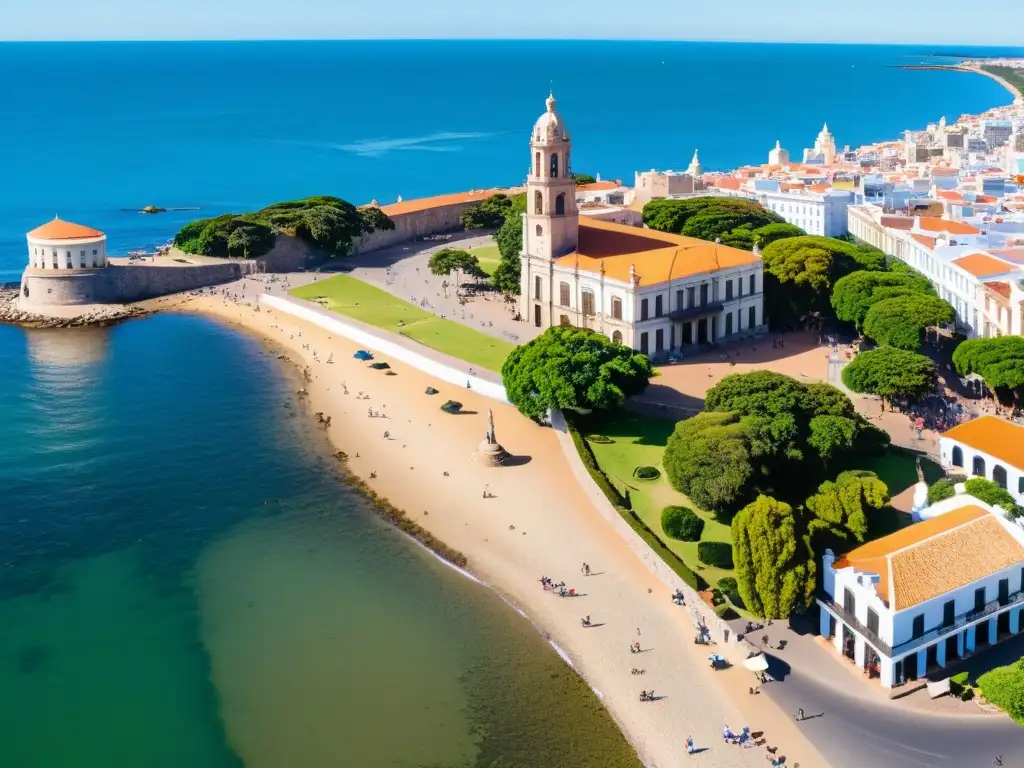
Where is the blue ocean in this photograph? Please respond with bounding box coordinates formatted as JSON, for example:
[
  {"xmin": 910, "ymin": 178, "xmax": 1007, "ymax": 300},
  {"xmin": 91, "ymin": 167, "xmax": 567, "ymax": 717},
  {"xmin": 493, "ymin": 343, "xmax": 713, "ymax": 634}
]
[
  {"xmin": 0, "ymin": 40, "xmax": 1020, "ymax": 280},
  {"xmin": 0, "ymin": 41, "xmax": 1021, "ymax": 767}
]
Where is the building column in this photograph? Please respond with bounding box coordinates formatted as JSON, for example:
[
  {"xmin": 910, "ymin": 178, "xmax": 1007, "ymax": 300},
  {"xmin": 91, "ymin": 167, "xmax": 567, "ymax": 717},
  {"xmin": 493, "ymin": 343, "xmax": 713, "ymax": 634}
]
[
  {"xmin": 990, "ymin": 617, "xmax": 999, "ymax": 644},
  {"xmin": 1011, "ymin": 607, "xmax": 1021, "ymax": 635},
  {"xmin": 966, "ymin": 625, "xmax": 977, "ymax": 653},
  {"xmin": 917, "ymin": 650, "xmax": 927, "ymax": 678},
  {"xmin": 854, "ymin": 636, "xmax": 866, "ymax": 670},
  {"xmin": 819, "ymin": 609, "xmax": 832, "ymax": 639},
  {"xmin": 833, "ymin": 625, "xmax": 844, "ymax": 654},
  {"xmin": 957, "ymin": 631, "xmax": 965, "ymax": 658},
  {"xmin": 879, "ymin": 656, "xmax": 894, "ymax": 688},
  {"xmin": 936, "ymin": 640, "xmax": 947, "ymax": 668}
]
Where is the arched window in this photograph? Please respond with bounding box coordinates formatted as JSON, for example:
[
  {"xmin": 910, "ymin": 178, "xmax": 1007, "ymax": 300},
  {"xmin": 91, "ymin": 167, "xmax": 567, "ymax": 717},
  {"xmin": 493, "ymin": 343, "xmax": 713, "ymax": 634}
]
[
  {"xmin": 611, "ymin": 297, "xmax": 622, "ymax": 320},
  {"xmin": 951, "ymin": 445, "xmax": 963, "ymax": 467},
  {"xmin": 612, "ymin": 330, "xmax": 623, "ymax": 344},
  {"xmin": 973, "ymin": 456, "xmax": 986, "ymax": 477},
  {"xmin": 534, "ymin": 151, "xmax": 541, "ymax": 178},
  {"xmin": 555, "ymin": 193, "xmax": 566, "ymax": 216},
  {"xmin": 994, "ymin": 464, "xmax": 1008, "ymax": 489},
  {"xmin": 536, "ymin": 224, "xmax": 543, "ymax": 237},
  {"xmin": 550, "ymin": 152, "xmax": 559, "ymax": 178},
  {"xmin": 559, "ymin": 282, "xmax": 570, "ymax": 307},
  {"xmin": 534, "ymin": 191, "xmax": 543, "ymax": 215}
]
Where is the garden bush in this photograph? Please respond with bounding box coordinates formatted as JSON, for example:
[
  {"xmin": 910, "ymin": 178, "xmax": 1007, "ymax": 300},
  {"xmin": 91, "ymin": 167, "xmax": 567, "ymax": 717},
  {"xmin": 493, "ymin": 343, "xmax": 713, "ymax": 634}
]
[
  {"xmin": 634, "ymin": 465, "xmax": 661, "ymax": 480},
  {"xmin": 978, "ymin": 660, "xmax": 1024, "ymax": 724},
  {"xmin": 661, "ymin": 506, "xmax": 705, "ymax": 541},
  {"xmin": 717, "ymin": 577, "xmax": 738, "ymax": 592},
  {"xmin": 950, "ymin": 671, "xmax": 974, "ymax": 700},
  {"xmin": 927, "ymin": 478, "xmax": 956, "ymax": 505},
  {"xmin": 587, "ymin": 434, "xmax": 613, "ymax": 444},
  {"xmin": 697, "ymin": 541, "xmax": 734, "ymax": 569}
]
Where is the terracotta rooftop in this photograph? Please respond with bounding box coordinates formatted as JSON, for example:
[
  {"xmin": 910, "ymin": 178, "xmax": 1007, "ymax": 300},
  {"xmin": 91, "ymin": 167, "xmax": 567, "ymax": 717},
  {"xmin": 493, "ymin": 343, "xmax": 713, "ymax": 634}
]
[
  {"xmin": 374, "ymin": 189, "xmax": 508, "ymax": 216},
  {"xmin": 711, "ymin": 178, "xmax": 743, "ymax": 191},
  {"xmin": 554, "ymin": 218, "xmax": 760, "ymax": 286},
  {"xmin": 911, "ymin": 234, "xmax": 937, "ymax": 249},
  {"xmin": 952, "ymin": 252, "xmax": 1014, "ymax": 278},
  {"xmin": 917, "ymin": 217, "xmax": 981, "ymax": 235},
  {"xmin": 985, "ymin": 281, "xmax": 1011, "ymax": 300},
  {"xmin": 943, "ymin": 415, "xmax": 1024, "ymax": 471},
  {"xmin": 881, "ymin": 216, "xmax": 915, "ymax": 231},
  {"xmin": 936, "ymin": 190, "xmax": 964, "ymax": 201},
  {"xmin": 835, "ymin": 504, "xmax": 1024, "ymax": 610},
  {"xmin": 27, "ymin": 217, "xmax": 104, "ymax": 241},
  {"xmin": 576, "ymin": 181, "xmax": 621, "ymax": 193}
]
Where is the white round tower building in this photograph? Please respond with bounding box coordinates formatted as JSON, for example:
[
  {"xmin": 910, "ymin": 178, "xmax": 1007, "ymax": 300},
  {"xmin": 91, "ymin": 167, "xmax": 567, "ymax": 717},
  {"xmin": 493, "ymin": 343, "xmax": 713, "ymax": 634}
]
[{"xmin": 27, "ymin": 217, "xmax": 107, "ymax": 271}]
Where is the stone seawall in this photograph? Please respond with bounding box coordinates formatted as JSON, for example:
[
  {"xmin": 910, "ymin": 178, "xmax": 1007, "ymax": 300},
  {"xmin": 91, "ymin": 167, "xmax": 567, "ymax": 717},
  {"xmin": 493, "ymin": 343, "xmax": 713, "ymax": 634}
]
[{"xmin": 351, "ymin": 201, "xmax": 487, "ymax": 256}]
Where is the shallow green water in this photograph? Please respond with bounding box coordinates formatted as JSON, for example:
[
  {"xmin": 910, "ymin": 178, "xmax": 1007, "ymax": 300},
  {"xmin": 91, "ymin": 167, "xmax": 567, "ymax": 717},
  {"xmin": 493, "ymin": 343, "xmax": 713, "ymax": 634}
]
[{"xmin": 0, "ymin": 315, "xmax": 639, "ymax": 768}]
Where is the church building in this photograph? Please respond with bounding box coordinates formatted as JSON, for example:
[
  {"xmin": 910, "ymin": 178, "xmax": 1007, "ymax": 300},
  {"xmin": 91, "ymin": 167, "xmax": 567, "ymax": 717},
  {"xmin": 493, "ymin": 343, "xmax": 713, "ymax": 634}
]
[{"xmin": 519, "ymin": 94, "xmax": 766, "ymax": 357}]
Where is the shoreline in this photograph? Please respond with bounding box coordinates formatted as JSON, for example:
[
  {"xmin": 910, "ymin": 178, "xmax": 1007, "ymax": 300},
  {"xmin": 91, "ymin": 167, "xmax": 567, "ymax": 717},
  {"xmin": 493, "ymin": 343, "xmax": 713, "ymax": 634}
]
[
  {"xmin": 898, "ymin": 63, "xmax": 1023, "ymax": 103},
  {"xmin": 178, "ymin": 287, "xmax": 829, "ymax": 768}
]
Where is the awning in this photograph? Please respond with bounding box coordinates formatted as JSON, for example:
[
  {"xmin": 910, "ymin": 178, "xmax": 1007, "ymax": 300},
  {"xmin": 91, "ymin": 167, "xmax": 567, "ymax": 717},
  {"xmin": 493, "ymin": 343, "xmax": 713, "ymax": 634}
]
[{"xmin": 743, "ymin": 654, "xmax": 769, "ymax": 672}]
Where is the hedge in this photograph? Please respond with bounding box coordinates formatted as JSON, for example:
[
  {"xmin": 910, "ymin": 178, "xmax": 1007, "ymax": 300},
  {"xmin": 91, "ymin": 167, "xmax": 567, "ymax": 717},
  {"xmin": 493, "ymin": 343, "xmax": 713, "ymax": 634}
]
[
  {"xmin": 634, "ymin": 465, "xmax": 661, "ymax": 480},
  {"xmin": 661, "ymin": 506, "xmax": 704, "ymax": 541},
  {"xmin": 978, "ymin": 660, "xmax": 1024, "ymax": 724},
  {"xmin": 698, "ymin": 541, "xmax": 734, "ymax": 569}
]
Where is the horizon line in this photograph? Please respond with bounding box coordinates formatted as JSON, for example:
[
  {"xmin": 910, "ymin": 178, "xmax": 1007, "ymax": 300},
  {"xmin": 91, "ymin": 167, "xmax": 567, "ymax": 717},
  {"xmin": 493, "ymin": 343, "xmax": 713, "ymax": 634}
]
[{"xmin": 1, "ymin": 37, "xmax": 1024, "ymax": 47}]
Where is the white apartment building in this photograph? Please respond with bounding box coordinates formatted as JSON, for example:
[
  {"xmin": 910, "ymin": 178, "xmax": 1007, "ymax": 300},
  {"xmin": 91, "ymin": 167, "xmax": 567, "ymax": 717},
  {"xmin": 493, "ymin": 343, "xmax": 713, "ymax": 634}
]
[
  {"xmin": 761, "ymin": 188, "xmax": 854, "ymax": 236},
  {"xmin": 818, "ymin": 496, "xmax": 1024, "ymax": 689},
  {"xmin": 940, "ymin": 415, "xmax": 1024, "ymax": 503}
]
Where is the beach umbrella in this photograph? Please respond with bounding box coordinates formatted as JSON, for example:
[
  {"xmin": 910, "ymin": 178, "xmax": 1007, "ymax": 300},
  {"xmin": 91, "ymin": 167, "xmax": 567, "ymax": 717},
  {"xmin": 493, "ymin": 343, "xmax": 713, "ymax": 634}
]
[{"xmin": 742, "ymin": 653, "xmax": 769, "ymax": 672}]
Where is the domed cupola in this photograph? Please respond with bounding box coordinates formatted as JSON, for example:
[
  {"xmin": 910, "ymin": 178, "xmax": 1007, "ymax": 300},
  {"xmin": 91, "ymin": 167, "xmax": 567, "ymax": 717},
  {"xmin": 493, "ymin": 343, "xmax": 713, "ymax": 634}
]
[{"xmin": 533, "ymin": 93, "xmax": 569, "ymax": 144}]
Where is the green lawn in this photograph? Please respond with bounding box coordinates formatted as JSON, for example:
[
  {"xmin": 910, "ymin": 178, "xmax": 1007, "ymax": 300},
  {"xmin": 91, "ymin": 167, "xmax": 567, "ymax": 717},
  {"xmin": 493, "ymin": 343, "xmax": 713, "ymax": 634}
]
[
  {"xmin": 290, "ymin": 275, "xmax": 515, "ymax": 372},
  {"xmin": 468, "ymin": 243, "xmax": 501, "ymax": 276},
  {"xmin": 583, "ymin": 411, "xmax": 738, "ymax": 590}
]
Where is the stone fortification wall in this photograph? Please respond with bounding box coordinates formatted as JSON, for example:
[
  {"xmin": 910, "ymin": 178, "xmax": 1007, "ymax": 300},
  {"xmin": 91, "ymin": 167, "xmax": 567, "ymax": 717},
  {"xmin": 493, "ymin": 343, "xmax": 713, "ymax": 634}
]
[
  {"xmin": 351, "ymin": 201, "xmax": 482, "ymax": 256},
  {"xmin": 20, "ymin": 261, "xmax": 251, "ymax": 307},
  {"xmin": 256, "ymin": 235, "xmax": 325, "ymax": 272}
]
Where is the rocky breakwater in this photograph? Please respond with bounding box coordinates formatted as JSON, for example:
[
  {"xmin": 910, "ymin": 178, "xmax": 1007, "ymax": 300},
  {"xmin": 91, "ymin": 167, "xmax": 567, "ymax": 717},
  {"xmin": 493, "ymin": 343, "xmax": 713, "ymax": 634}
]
[{"xmin": 0, "ymin": 287, "xmax": 150, "ymax": 328}]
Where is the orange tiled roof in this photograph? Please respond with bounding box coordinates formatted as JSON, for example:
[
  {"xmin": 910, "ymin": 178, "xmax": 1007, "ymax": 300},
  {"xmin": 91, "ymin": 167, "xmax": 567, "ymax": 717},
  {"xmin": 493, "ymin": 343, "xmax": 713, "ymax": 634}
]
[
  {"xmin": 576, "ymin": 181, "xmax": 621, "ymax": 193},
  {"xmin": 809, "ymin": 183, "xmax": 830, "ymax": 193},
  {"xmin": 375, "ymin": 189, "xmax": 507, "ymax": 216},
  {"xmin": 976, "ymin": 195, "xmax": 998, "ymax": 203},
  {"xmin": 553, "ymin": 218, "xmax": 760, "ymax": 286},
  {"xmin": 881, "ymin": 216, "xmax": 915, "ymax": 231},
  {"xmin": 985, "ymin": 281, "xmax": 1011, "ymax": 299},
  {"xmin": 936, "ymin": 190, "xmax": 964, "ymax": 201},
  {"xmin": 952, "ymin": 252, "xmax": 1014, "ymax": 278},
  {"xmin": 28, "ymin": 217, "xmax": 103, "ymax": 240},
  {"xmin": 911, "ymin": 234, "xmax": 937, "ymax": 249},
  {"xmin": 917, "ymin": 217, "xmax": 981, "ymax": 235},
  {"xmin": 943, "ymin": 415, "xmax": 1024, "ymax": 471},
  {"xmin": 711, "ymin": 178, "xmax": 742, "ymax": 191},
  {"xmin": 835, "ymin": 504, "xmax": 1024, "ymax": 610}
]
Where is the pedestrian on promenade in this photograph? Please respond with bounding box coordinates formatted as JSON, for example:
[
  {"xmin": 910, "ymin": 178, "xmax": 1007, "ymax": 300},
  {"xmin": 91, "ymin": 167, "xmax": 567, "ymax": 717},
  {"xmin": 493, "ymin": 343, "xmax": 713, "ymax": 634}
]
[
  {"xmin": 685, "ymin": 735, "xmax": 695, "ymax": 755},
  {"xmin": 796, "ymin": 708, "xmax": 804, "ymax": 721}
]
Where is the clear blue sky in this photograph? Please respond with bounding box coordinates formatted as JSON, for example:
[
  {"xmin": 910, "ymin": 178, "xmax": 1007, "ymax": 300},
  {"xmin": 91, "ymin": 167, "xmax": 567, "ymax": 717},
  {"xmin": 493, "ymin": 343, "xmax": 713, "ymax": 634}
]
[{"xmin": 5, "ymin": 0, "xmax": 1024, "ymax": 44}]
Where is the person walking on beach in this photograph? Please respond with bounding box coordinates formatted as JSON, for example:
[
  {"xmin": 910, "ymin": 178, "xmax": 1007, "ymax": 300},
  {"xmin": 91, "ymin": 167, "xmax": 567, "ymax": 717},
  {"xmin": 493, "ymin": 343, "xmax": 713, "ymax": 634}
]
[{"xmin": 685, "ymin": 735, "xmax": 695, "ymax": 755}]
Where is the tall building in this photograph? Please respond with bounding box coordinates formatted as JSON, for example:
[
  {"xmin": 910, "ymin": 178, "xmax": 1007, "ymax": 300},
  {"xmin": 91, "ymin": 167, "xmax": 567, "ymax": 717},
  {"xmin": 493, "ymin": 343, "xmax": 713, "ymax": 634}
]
[
  {"xmin": 518, "ymin": 94, "xmax": 765, "ymax": 356},
  {"xmin": 768, "ymin": 140, "xmax": 790, "ymax": 166},
  {"xmin": 803, "ymin": 123, "xmax": 837, "ymax": 165}
]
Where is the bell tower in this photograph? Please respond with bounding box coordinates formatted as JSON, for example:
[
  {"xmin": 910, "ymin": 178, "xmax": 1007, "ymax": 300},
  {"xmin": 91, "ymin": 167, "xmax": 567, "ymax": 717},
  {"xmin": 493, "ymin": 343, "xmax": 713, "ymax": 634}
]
[{"xmin": 519, "ymin": 93, "xmax": 579, "ymax": 325}]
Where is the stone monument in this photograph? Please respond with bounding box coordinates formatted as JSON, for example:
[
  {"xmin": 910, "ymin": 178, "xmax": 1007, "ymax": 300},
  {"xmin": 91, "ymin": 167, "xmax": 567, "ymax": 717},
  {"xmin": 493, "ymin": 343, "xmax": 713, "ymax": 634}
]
[{"xmin": 474, "ymin": 409, "xmax": 508, "ymax": 467}]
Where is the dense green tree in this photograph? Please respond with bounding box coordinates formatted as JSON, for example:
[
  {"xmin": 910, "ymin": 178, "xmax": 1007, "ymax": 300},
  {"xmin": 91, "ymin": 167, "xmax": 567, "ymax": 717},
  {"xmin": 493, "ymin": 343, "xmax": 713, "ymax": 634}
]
[
  {"xmin": 572, "ymin": 173, "xmax": 597, "ymax": 185},
  {"xmin": 732, "ymin": 495, "xmax": 815, "ymax": 619},
  {"xmin": 427, "ymin": 248, "xmax": 486, "ymax": 287},
  {"xmin": 862, "ymin": 294, "xmax": 955, "ymax": 350},
  {"xmin": 661, "ymin": 506, "xmax": 704, "ymax": 541},
  {"xmin": 663, "ymin": 412, "xmax": 755, "ymax": 513},
  {"xmin": 460, "ymin": 193, "xmax": 519, "ymax": 230},
  {"xmin": 831, "ymin": 270, "xmax": 934, "ymax": 329},
  {"xmin": 642, "ymin": 197, "xmax": 785, "ymax": 250},
  {"xmin": 952, "ymin": 336, "xmax": 1024, "ymax": 404},
  {"xmin": 808, "ymin": 415, "xmax": 860, "ymax": 463},
  {"xmin": 841, "ymin": 347, "xmax": 935, "ymax": 402},
  {"xmin": 927, "ymin": 478, "xmax": 957, "ymax": 504},
  {"xmin": 805, "ymin": 470, "xmax": 889, "ymax": 553},
  {"xmin": 490, "ymin": 195, "xmax": 528, "ymax": 295},
  {"xmin": 963, "ymin": 477, "xmax": 1024, "ymax": 518},
  {"xmin": 978, "ymin": 659, "xmax": 1024, "ymax": 725},
  {"xmin": 754, "ymin": 222, "xmax": 805, "ymax": 249},
  {"xmin": 501, "ymin": 326, "xmax": 653, "ymax": 420}
]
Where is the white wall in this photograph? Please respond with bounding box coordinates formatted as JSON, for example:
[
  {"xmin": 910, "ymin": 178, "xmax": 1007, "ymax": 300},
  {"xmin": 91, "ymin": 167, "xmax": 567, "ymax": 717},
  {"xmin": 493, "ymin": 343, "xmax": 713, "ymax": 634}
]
[
  {"xmin": 260, "ymin": 294, "xmax": 510, "ymax": 404},
  {"xmin": 29, "ymin": 236, "xmax": 106, "ymax": 270},
  {"xmin": 939, "ymin": 437, "xmax": 1024, "ymax": 502}
]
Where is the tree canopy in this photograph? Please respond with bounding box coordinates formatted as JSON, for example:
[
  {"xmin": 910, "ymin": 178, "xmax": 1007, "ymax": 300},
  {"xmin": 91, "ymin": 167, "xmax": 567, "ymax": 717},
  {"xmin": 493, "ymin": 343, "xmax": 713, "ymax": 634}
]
[
  {"xmin": 174, "ymin": 196, "xmax": 394, "ymax": 259},
  {"xmin": 663, "ymin": 411, "xmax": 756, "ymax": 513},
  {"xmin": 732, "ymin": 495, "xmax": 816, "ymax": 619},
  {"xmin": 489, "ymin": 194, "xmax": 528, "ymax": 295},
  {"xmin": 830, "ymin": 270, "xmax": 935, "ymax": 329},
  {"xmin": 761, "ymin": 235, "xmax": 886, "ymax": 327},
  {"xmin": 501, "ymin": 326, "xmax": 653, "ymax": 419},
  {"xmin": 641, "ymin": 197, "xmax": 792, "ymax": 251},
  {"xmin": 805, "ymin": 470, "xmax": 890, "ymax": 553},
  {"xmin": 841, "ymin": 347, "xmax": 935, "ymax": 402},
  {"xmin": 572, "ymin": 173, "xmax": 597, "ymax": 185},
  {"xmin": 460, "ymin": 193, "xmax": 520, "ymax": 230},
  {"xmin": 952, "ymin": 336, "xmax": 1024, "ymax": 403},
  {"xmin": 862, "ymin": 294, "xmax": 955, "ymax": 350},
  {"xmin": 963, "ymin": 477, "xmax": 1024, "ymax": 519},
  {"xmin": 427, "ymin": 248, "xmax": 486, "ymax": 282},
  {"xmin": 754, "ymin": 222, "xmax": 805, "ymax": 249}
]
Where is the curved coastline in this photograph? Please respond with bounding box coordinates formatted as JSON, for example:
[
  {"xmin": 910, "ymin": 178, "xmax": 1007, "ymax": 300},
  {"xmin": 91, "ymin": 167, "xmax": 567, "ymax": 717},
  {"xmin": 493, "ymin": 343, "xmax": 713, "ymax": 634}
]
[
  {"xmin": 899, "ymin": 63, "xmax": 1023, "ymax": 103},
  {"xmin": 168, "ymin": 286, "xmax": 828, "ymax": 768}
]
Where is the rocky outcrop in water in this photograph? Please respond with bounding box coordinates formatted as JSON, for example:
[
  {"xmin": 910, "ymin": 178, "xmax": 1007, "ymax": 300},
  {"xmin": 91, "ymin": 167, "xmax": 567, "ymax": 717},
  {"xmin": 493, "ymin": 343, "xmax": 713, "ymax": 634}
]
[{"xmin": 0, "ymin": 288, "xmax": 150, "ymax": 328}]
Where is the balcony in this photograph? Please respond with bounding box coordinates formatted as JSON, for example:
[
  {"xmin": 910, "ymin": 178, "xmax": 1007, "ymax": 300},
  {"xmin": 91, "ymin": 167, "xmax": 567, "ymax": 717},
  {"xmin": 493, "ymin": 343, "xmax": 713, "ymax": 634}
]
[
  {"xmin": 819, "ymin": 587, "xmax": 1024, "ymax": 660},
  {"xmin": 668, "ymin": 301, "xmax": 724, "ymax": 321}
]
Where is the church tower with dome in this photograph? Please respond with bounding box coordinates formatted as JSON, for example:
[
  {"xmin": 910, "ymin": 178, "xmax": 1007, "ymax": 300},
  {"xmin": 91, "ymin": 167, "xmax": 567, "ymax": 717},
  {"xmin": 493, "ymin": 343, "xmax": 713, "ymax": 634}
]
[{"xmin": 519, "ymin": 93, "xmax": 579, "ymax": 326}]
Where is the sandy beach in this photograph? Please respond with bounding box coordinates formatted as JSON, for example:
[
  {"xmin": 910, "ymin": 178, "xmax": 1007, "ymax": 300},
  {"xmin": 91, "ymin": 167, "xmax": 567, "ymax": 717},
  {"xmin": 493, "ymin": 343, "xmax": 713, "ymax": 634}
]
[{"xmin": 174, "ymin": 282, "xmax": 829, "ymax": 768}]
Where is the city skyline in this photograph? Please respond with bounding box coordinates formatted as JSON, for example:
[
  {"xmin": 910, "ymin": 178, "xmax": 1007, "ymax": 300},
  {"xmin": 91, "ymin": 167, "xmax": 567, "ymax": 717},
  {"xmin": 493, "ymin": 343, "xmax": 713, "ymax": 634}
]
[{"xmin": 5, "ymin": 0, "xmax": 1024, "ymax": 45}]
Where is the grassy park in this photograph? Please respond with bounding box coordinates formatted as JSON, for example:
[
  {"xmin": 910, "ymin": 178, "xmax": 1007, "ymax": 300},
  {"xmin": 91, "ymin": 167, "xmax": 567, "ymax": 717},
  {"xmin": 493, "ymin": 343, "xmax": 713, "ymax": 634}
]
[
  {"xmin": 468, "ymin": 243, "xmax": 502, "ymax": 276},
  {"xmin": 290, "ymin": 275, "xmax": 515, "ymax": 372}
]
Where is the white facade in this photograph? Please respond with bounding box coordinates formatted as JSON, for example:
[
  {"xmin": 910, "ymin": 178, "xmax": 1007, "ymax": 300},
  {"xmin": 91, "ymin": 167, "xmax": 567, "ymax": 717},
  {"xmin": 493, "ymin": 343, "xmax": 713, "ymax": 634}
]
[
  {"xmin": 27, "ymin": 223, "xmax": 107, "ymax": 271},
  {"xmin": 802, "ymin": 123, "xmax": 837, "ymax": 165},
  {"xmin": 768, "ymin": 140, "xmax": 790, "ymax": 166},
  {"xmin": 818, "ymin": 498, "xmax": 1024, "ymax": 688},
  {"xmin": 939, "ymin": 416, "xmax": 1024, "ymax": 503},
  {"xmin": 761, "ymin": 189, "xmax": 853, "ymax": 236}
]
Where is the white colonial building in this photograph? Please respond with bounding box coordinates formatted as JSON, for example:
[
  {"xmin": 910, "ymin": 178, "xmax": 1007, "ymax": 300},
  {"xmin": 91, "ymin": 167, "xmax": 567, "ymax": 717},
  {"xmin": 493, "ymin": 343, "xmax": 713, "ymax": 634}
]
[
  {"xmin": 940, "ymin": 415, "xmax": 1024, "ymax": 502},
  {"xmin": 519, "ymin": 94, "xmax": 766, "ymax": 357},
  {"xmin": 802, "ymin": 123, "xmax": 838, "ymax": 165},
  {"xmin": 760, "ymin": 187, "xmax": 854, "ymax": 236},
  {"xmin": 818, "ymin": 496, "xmax": 1024, "ymax": 689},
  {"xmin": 27, "ymin": 217, "xmax": 107, "ymax": 270}
]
